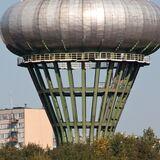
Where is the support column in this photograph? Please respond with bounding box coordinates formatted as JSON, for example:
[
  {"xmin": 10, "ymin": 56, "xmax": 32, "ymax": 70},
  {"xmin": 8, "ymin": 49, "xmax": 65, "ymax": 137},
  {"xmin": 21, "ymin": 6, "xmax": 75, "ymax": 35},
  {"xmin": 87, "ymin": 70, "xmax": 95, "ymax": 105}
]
[
  {"xmin": 97, "ymin": 62, "xmax": 114, "ymax": 138},
  {"xmin": 54, "ymin": 62, "xmax": 73, "ymax": 142},
  {"xmin": 104, "ymin": 63, "xmax": 125, "ymax": 136},
  {"xmin": 81, "ymin": 62, "xmax": 87, "ymax": 142},
  {"xmin": 90, "ymin": 62, "xmax": 101, "ymax": 142},
  {"xmin": 113, "ymin": 64, "xmax": 140, "ymax": 130},
  {"xmin": 20, "ymin": 52, "xmax": 148, "ymax": 145},
  {"xmin": 42, "ymin": 63, "xmax": 67, "ymax": 142},
  {"xmin": 107, "ymin": 63, "xmax": 133, "ymax": 135},
  {"xmin": 27, "ymin": 64, "xmax": 61, "ymax": 145},
  {"xmin": 67, "ymin": 62, "xmax": 79, "ymax": 143}
]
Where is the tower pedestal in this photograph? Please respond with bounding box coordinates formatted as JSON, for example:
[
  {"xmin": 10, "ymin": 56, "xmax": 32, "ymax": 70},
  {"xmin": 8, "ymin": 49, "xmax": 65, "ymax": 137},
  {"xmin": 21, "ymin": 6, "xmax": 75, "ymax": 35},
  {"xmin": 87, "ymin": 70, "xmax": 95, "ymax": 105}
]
[{"xmin": 18, "ymin": 52, "xmax": 149, "ymax": 146}]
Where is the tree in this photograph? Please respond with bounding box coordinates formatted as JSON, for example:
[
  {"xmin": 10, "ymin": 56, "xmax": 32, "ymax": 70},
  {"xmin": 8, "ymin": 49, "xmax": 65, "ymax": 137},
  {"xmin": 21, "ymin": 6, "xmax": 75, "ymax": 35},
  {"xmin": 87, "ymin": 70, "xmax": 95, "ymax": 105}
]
[
  {"xmin": 137, "ymin": 127, "xmax": 160, "ymax": 160},
  {"xmin": 0, "ymin": 129, "xmax": 160, "ymax": 160}
]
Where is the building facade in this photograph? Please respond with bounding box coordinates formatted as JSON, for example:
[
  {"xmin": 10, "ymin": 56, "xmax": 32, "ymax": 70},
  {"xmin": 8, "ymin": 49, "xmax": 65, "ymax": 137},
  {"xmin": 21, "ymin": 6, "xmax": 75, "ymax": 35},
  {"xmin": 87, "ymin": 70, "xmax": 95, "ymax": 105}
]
[{"xmin": 0, "ymin": 107, "xmax": 53, "ymax": 148}]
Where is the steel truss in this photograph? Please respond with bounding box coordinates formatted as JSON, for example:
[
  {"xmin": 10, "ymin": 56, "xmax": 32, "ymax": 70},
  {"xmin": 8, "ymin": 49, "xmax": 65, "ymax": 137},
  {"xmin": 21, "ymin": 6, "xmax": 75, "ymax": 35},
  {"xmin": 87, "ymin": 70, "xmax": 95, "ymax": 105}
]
[{"xmin": 18, "ymin": 53, "xmax": 148, "ymax": 146}]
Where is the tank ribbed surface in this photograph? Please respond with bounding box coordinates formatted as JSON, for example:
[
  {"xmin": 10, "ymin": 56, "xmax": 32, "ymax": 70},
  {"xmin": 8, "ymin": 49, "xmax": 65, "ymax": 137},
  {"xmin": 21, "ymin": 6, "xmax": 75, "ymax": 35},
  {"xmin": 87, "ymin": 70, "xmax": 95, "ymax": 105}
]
[{"xmin": 1, "ymin": 0, "xmax": 160, "ymax": 56}]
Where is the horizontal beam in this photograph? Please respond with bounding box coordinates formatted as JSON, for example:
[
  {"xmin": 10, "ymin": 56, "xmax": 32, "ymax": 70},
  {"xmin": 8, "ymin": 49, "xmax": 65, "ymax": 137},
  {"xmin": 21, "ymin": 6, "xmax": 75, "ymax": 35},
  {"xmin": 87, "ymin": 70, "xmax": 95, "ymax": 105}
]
[
  {"xmin": 56, "ymin": 122, "xmax": 108, "ymax": 128},
  {"xmin": 38, "ymin": 87, "xmax": 129, "ymax": 96}
]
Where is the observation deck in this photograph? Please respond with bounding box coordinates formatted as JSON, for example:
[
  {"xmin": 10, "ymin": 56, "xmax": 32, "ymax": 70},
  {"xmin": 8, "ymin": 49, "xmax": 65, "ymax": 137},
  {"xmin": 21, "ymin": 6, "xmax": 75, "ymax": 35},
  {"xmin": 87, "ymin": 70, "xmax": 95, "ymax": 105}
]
[{"xmin": 18, "ymin": 52, "xmax": 150, "ymax": 68}]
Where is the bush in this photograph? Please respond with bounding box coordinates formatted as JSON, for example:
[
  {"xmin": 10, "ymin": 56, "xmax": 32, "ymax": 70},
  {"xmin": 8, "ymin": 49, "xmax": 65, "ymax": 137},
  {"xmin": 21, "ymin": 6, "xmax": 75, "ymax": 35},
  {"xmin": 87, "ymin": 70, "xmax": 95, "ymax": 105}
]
[{"xmin": 0, "ymin": 128, "xmax": 160, "ymax": 160}]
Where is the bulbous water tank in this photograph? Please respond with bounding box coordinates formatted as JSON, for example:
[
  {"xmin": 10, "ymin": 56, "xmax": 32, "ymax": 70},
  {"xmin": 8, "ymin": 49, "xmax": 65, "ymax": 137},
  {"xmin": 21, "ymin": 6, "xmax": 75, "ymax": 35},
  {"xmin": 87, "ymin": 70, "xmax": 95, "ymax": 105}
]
[{"xmin": 1, "ymin": 0, "xmax": 160, "ymax": 56}]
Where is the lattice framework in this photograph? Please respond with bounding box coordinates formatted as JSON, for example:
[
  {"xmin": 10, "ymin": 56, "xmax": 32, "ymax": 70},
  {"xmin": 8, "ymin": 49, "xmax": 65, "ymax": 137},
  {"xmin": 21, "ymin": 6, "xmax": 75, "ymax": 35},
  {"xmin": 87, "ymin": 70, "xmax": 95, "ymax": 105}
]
[{"xmin": 18, "ymin": 52, "xmax": 149, "ymax": 146}]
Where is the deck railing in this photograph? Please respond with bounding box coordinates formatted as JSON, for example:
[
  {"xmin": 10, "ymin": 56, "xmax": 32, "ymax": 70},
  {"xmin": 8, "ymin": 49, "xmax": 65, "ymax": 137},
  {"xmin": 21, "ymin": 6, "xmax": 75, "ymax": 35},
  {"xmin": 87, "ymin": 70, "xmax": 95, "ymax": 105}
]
[{"xmin": 17, "ymin": 52, "xmax": 150, "ymax": 66}]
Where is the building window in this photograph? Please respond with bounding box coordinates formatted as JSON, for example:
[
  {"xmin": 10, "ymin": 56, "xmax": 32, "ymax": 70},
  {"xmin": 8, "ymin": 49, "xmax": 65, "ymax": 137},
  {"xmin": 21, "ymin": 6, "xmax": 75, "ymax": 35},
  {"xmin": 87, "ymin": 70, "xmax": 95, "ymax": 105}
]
[
  {"xmin": 4, "ymin": 133, "xmax": 9, "ymax": 139},
  {"xmin": 13, "ymin": 113, "xmax": 19, "ymax": 119},
  {"xmin": 0, "ymin": 124, "xmax": 9, "ymax": 130},
  {"xmin": 0, "ymin": 114, "xmax": 10, "ymax": 120},
  {"xmin": 19, "ymin": 113, "xmax": 24, "ymax": 119},
  {"xmin": 18, "ymin": 132, "xmax": 24, "ymax": 138},
  {"xmin": 0, "ymin": 133, "xmax": 10, "ymax": 139},
  {"xmin": 18, "ymin": 123, "xmax": 24, "ymax": 129},
  {"xmin": 0, "ymin": 134, "xmax": 4, "ymax": 139}
]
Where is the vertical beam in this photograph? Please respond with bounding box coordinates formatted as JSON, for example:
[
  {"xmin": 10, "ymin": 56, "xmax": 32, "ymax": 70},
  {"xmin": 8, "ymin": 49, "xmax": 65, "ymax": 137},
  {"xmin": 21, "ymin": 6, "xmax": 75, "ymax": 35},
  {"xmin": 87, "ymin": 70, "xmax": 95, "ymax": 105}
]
[
  {"xmin": 42, "ymin": 62, "xmax": 67, "ymax": 142},
  {"xmin": 113, "ymin": 63, "xmax": 140, "ymax": 130},
  {"xmin": 97, "ymin": 62, "xmax": 114, "ymax": 138},
  {"xmin": 81, "ymin": 62, "xmax": 86, "ymax": 142},
  {"xmin": 54, "ymin": 62, "xmax": 73, "ymax": 142},
  {"xmin": 101, "ymin": 63, "xmax": 121, "ymax": 132},
  {"xmin": 107, "ymin": 63, "xmax": 133, "ymax": 135},
  {"xmin": 90, "ymin": 62, "xmax": 101, "ymax": 142},
  {"xmin": 33, "ymin": 64, "xmax": 62, "ymax": 142},
  {"xmin": 27, "ymin": 64, "xmax": 60, "ymax": 145},
  {"xmin": 104, "ymin": 63, "xmax": 125, "ymax": 136},
  {"xmin": 67, "ymin": 62, "xmax": 79, "ymax": 143}
]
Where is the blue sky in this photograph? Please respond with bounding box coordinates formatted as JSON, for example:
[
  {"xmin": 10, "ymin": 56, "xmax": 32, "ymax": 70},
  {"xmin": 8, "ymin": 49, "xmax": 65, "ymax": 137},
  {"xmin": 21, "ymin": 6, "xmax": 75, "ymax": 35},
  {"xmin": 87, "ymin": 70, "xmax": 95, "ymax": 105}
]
[{"xmin": 1, "ymin": 0, "xmax": 160, "ymax": 137}]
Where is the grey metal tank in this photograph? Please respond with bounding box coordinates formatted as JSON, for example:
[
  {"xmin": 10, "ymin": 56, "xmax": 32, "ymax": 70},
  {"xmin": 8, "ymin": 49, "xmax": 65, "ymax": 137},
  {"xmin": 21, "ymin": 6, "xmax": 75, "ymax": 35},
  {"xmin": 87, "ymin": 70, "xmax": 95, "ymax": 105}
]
[{"xmin": 1, "ymin": 0, "xmax": 160, "ymax": 56}]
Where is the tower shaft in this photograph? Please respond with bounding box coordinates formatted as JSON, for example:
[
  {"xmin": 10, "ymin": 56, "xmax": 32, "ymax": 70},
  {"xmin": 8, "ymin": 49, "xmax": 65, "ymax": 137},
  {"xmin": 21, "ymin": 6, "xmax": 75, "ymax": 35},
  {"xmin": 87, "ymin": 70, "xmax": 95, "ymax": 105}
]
[{"xmin": 18, "ymin": 52, "xmax": 149, "ymax": 146}]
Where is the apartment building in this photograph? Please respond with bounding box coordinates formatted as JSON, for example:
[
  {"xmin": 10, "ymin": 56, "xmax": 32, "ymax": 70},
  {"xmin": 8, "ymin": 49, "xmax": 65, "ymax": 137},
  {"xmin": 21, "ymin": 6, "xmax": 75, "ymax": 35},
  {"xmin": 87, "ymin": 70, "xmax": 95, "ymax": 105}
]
[{"xmin": 0, "ymin": 107, "xmax": 53, "ymax": 148}]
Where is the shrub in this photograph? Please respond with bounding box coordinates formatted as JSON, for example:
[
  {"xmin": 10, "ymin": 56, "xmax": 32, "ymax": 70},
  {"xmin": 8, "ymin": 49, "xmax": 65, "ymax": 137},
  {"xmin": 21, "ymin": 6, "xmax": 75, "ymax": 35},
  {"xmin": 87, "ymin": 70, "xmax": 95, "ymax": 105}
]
[{"xmin": 0, "ymin": 128, "xmax": 160, "ymax": 160}]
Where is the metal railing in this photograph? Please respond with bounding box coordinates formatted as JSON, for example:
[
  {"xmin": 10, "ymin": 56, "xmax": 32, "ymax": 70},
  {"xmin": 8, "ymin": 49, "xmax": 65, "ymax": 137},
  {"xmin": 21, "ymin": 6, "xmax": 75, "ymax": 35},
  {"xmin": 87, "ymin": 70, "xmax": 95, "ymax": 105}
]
[{"xmin": 17, "ymin": 52, "xmax": 150, "ymax": 66}]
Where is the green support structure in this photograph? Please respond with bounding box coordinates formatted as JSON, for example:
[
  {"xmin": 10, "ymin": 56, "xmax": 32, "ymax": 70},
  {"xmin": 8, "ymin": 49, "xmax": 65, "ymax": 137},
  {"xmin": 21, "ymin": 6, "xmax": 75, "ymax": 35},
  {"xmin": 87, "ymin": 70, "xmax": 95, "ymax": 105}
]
[
  {"xmin": 113, "ymin": 64, "xmax": 140, "ymax": 131},
  {"xmin": 27, "ymin": 65, "xmax": 61, "ymax": 145},
  {"xmin": 108, "ymin": 63, "xmax": 134, "ymax": 134},
  {"xmin": 97, "ymin": 62, "xmax": 114, "ymax": 138},
  {"xmin": 104, "ymin": 63, "xmax": 125, "ymax": 136},
  {"xmin": 67, "ymin": 62, "xmax": 79, "ymax": 143},
  {"xmin": 42, "ymin": 63, "xmax": 67, "ymax": 142},
  {"xmin": 33, "ymin": 64, "xmax": 62, "ymax": 143},
  {"xmin": 53, "ymin": 62, "xmax": 73, "ymax": 142},
  {"xmin": 90, "ymin": 62, "xmax": 100, "ymax": 142},
  {"xmin": 81, "ymin": 62, "xmax": 87, "ymax": 142},
  {"xmin": 38, "ymin": 87, "xmax": 128, "ymax": 96},
  {"xmin": 18, "ymin": 52, "xmax": 148, "ymax": 145}
]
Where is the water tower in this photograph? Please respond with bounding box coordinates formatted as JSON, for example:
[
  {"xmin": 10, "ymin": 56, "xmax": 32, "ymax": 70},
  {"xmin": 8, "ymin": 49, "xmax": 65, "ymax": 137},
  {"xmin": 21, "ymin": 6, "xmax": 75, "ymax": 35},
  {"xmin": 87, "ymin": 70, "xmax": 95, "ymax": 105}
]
[{"xmin": 1, "ymin": 0, "xmax": 160, "ymax": 146}]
